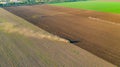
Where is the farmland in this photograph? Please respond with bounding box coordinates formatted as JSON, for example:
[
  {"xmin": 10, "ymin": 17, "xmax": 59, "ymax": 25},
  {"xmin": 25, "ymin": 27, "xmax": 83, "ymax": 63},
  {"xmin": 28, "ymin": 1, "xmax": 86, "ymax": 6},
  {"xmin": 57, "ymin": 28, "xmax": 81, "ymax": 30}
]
[
  {"xmin": 0, "ymin": 0, "xmax": 120, "ymax": 67},
  {"xmin": 52, "ymin": 1, "xmax": 120, "ymax": 13},
  {"xmin": 4, "ymin": 4, "xmax": 120, "ymax": 66},
  {"xmin": 0, "ymin": 7, "xmax": 116, "ymax": 67}
]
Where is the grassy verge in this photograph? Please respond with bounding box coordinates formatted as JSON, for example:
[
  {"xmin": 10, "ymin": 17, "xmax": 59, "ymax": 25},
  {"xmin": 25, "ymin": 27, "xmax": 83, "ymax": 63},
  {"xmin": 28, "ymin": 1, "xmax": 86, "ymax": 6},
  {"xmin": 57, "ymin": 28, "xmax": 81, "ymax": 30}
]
[{"xmin": 52, "ymin": 1, "xmax": 120, "ymax": 14}]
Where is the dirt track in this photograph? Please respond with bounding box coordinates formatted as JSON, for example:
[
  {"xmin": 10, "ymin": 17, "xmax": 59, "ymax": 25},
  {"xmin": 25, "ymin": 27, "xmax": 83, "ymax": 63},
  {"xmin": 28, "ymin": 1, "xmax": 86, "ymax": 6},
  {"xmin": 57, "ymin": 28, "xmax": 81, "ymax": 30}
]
[{"xmin": 4, "ymin": 5, "xmax": 120, "ymax": 66}]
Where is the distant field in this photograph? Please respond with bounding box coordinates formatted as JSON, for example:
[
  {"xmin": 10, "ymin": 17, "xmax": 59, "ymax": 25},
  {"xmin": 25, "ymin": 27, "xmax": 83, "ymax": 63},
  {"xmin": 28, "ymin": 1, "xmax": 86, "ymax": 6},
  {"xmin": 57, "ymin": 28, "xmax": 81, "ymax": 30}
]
[{"xmin": 52, "ymin": 1, "xmax": 120, "ymax": 14}]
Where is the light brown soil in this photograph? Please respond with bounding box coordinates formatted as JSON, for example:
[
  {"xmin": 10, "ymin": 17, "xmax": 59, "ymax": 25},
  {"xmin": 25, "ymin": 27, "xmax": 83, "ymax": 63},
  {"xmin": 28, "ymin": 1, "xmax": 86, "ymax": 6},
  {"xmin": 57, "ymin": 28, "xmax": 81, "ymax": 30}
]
[
  {"xmin": 4, "ymin": 5, "xmax": 120, "ymax": 66},
  {"xmin": 0, "ymin": 8, "xmax": 116, "ymax": 67}
]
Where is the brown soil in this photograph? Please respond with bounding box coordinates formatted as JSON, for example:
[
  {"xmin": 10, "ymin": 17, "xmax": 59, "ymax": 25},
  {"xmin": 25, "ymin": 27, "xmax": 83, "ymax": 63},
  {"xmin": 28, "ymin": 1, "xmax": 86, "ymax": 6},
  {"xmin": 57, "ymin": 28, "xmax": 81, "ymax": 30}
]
[
  {"xmin": 0, "ymin": 8, "xmax": 116, "ymax": 67},
  {"xmin": 4, "ymin": 5, "xmax": 120, "ymax": 66}
]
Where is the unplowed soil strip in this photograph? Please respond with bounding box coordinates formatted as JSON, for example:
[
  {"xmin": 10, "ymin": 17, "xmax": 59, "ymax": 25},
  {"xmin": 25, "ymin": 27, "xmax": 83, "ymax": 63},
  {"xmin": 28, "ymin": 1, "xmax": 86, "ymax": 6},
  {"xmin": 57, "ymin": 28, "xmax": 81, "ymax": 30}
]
[{"xmin": 4, "ymin": 5, "xmax": 120, "ymax": 66}]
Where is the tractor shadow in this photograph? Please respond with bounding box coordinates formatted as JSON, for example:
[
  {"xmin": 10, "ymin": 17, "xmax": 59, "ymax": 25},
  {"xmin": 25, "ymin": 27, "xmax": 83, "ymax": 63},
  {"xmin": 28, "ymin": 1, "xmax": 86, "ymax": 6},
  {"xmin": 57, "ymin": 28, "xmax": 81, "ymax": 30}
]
[{"xmin": 64, "ymin": 38, "xmax": 80, "ymax": 44}]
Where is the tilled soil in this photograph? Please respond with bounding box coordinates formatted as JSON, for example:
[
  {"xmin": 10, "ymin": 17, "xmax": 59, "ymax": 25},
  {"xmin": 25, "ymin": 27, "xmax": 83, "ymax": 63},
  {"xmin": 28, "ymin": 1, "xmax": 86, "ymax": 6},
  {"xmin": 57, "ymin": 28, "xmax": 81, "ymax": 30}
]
[
  {"xmin": 1, "ymin": 8, "xmax": 116, "ymax": 67},
  {"xmin": 4, "ymin": 5, "xmax": 120, "ymax": 66}
]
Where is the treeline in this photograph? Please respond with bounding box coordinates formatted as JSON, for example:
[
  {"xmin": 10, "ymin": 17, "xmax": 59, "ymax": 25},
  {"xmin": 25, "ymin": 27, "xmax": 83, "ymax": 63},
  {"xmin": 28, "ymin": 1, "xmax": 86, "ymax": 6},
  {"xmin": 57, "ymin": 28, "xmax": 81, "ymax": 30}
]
[{"xmin": 0, "ymin": 0, "xmax": 87, "ymax": 7}]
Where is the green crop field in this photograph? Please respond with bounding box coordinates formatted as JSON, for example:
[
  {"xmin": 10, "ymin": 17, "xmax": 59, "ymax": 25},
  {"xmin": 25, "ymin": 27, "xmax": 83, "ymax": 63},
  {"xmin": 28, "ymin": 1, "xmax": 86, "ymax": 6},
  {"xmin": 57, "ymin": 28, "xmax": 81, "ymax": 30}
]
[{"xmin": 52, "ymin": 1, "xmax": 120, "ymax": 14}]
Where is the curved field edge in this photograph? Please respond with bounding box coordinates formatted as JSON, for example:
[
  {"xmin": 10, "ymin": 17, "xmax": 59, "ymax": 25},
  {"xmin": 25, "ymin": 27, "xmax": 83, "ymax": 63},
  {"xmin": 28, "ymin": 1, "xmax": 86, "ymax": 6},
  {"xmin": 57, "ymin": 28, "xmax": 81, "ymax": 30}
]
[
  {"xmin": 0, "ymin": 8, "xmax": 116, "ymax": 67},
  {"xmin": 51, "ymin": 1, "xmax": 120, "ymax": 14}
]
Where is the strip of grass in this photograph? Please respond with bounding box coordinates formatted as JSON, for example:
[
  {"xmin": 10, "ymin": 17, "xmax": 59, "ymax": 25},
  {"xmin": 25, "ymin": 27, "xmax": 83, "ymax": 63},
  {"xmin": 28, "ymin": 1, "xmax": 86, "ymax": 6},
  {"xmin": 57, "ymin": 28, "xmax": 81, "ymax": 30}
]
[{"xmin": 52, "ymin": 1, "xmax": 120, "ymax": 14}]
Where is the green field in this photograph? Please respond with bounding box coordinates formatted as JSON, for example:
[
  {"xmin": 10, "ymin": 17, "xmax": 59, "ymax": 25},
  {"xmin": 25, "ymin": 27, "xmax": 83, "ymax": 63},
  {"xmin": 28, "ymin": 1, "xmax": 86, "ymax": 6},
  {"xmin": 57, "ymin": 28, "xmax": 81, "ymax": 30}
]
[{"xmin": 52, "ymin": 1, "xmax": 120, "ymax": 14}]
